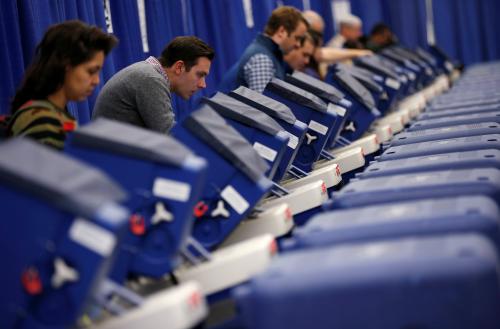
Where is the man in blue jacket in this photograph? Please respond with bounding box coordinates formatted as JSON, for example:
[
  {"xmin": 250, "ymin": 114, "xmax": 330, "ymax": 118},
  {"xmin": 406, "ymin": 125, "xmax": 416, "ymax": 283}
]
[{"xmin": 219, "ymin": 6, "xmax": 308, "ymax": 93}]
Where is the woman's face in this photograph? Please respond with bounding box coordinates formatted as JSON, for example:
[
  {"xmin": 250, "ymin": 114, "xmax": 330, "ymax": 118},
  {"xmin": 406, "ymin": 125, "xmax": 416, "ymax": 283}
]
[{"xmin": 63, "ymin": 51, "xmax": 105, "ymax": 102}]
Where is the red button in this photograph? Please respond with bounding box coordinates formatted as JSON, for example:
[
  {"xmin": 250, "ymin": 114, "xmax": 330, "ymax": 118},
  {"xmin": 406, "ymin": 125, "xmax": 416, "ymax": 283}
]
[
  {"xmin": 21, "ymin": 267, "xmax": 43, "ymax": 295},
  {"xmin": 63, "ymin": 121, "xmax": 76, "ymax": 132},
  {"xmin": 129, "ymin": 214, "xmax": 146, "ymax": 235},
  {"xmin": 193, "ymin": 201, "xmax": 209, "ymax": 218}
]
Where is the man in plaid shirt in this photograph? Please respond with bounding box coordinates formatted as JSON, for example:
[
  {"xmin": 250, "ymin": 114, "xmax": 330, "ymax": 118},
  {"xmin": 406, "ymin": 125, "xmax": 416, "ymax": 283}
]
[{"xmin": 219, "ymin": 6, "xmax": 308, "ymax": 93}]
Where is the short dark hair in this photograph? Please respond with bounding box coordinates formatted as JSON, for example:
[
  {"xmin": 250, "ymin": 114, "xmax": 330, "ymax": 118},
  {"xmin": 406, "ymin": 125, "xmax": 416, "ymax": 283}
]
[
  {"xmin": 307, "ymin": 29, "xmax": 323, "ymax": 47},
  {"xmin": 158, "ymin": 36, "xmax": 215, "ymax": 71},
  {"xmin": 11, "ymin": 20, "xmax": 117, "ymax": 113},
  {"xmin": 264, "ymin": 6, "xmax": 309, "ymax": 36},
  {"xmin": 370, "ymin": 23, "xmax": 391, "ymax": 37}
]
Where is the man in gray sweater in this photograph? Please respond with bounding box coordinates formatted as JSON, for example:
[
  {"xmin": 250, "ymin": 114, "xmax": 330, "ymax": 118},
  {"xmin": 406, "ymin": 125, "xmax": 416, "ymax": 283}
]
[{"xmin": 93, "ymin": 36, "xmax": 215, "ymax": 134}]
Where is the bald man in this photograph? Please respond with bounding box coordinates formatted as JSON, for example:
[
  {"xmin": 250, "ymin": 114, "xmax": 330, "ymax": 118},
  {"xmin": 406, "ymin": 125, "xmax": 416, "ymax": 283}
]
[
  {"xmin": 328, "ymin": 14, "xmax": 364, "ymax": 49},
  {"xmin": 302, "ymin": 10, "xmax": 325, "ymax": 34},
  {"xmin": 301, "ymin": 10, "xmax": 372, "ymax": 78}
]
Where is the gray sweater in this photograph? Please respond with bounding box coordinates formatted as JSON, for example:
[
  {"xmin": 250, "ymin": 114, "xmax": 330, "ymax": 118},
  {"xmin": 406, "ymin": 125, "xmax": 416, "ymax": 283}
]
[{"xmin": 93, "ymin": 61, "xmax": 175, "ymax": 134}]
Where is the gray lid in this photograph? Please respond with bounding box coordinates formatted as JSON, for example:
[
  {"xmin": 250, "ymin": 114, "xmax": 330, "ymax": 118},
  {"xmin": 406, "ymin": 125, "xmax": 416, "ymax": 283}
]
[
  {"xmin": 355, "ymin": 56, "xmax": 399, "ymax": 79},
  {"xmin": 202, "ymin": 92, "xmax": 283, "ymax": 135},
  {"xmin": 415, "ymin": 47, "xmax": 438, "ymax": 66},
  {"xmin": 286, "ymin": 71, "xmax": 345, "ymax": 104},
  {"xmin": 184, "ymin": 105, "xmax": 269, "ymax": 183},
  {"xmin": 381, "ymin": 49, "xmax": 420, "ymax": 71},
  {"xmin": 0, "ymin": 138, "xmax": 127, "ymax": 218},
  {"xmin": 229, "ymin": 86, "xmax": 296, "ymax": 125},
  {"xmin": 332, "ymin": 68, "xmax": 376, "ymax": 109},
  {"xmin": 338, "ymin": 64, "xmax": 384, "ymax": 94},
  {"xmin": 392, "ymin": 47, "xmax": 428, "ymax": 68},
  {"xmin": 72, "ymin": 118, "xmax": 192, "ymax": 167},
  {"xmin": 266, "ymin": 78, "xmax": 328, "ymax": 113}
]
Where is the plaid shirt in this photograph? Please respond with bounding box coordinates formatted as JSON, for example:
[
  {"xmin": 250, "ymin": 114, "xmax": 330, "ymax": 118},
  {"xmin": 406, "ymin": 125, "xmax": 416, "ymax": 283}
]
[{"xmin": 243, "ymin": 54, "xmax": 276, "ymax": 93}]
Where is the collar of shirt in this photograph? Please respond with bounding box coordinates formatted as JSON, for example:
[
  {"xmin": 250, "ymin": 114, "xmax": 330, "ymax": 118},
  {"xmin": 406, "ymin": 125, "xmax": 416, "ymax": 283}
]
[
  {"xmin": 257, "ymin": 34, "xmax": 284, "ymax": 61},
  {"xmin": 145, "ymin": 56, "xmax": 170, "ymax": 83}
]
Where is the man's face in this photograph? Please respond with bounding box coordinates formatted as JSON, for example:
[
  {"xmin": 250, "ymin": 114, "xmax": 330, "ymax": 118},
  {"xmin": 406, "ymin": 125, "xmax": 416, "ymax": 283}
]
[
  {"xmin": 342, "ymin": 24, "xmax": 362, "ymax": 42},
  {"xmin": 281, "ymin": 22, "xmax": 307, "ymax": 54},
  {"xmin": 284, "ymin": 39, "xmax": 315, "ymax": 71},
  {"xmin": 373, "ymin": 30, "xmax": 392, "ymax": 46},
  {"xmin": 174, "ymin": 57, "xmax": 211, "ymax": 100}
]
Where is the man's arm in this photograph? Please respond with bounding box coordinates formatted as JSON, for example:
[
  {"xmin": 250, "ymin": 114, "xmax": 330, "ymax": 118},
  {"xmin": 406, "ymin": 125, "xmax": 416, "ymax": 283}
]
[
  {"xmin": 317, "ymin": 47, "xmax": 373, "ymax": 63},
  {"xmin": 135, "ymin": 76, "xmax": 175, "ymax": 134},
  {"xmin": 243, "ymin": 54, "xmax": 276, "ymax": 93}
]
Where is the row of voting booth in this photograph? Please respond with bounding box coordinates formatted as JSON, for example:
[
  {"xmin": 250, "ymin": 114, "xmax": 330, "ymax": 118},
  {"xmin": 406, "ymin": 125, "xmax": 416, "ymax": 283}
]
[{"xmin": 1, "ymin": 43, "xmax": 500, "ymax": 329}]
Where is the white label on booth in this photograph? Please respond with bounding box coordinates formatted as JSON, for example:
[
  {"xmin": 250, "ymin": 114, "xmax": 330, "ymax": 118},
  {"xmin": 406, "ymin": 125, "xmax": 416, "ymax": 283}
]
[
  {"xmin": 286, "ymin": 132, "xmax": 299, "ymax": 149},
  {"xmin": 328, "ymin": 103, "xmax": 347, "ymax": 116},
  {"xmin": 253, "ymin": 142, "xmax": 277, "ymax": 162},
  {"xmin": 385, "ymin": 78, "xmax": 401, "ymax": 90},
  {"xmin": 221, "ymin": 185, "xmax": 249, "ymax": 215},
  {"xmin": 153, "ymin": 178, "xmax": 191, "ymax": 202},
  {"xmin": 70, "ymin": 219, "xmax": 116, "ymax": 256},
  {"xmin": 308, "ymin": 120, "xmax": 328, "ymax": 135}
]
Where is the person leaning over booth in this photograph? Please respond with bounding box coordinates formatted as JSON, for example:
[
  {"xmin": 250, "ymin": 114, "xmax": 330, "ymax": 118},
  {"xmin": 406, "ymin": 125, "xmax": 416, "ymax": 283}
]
[
  {"xmin": 327, "ymin": 14, "xmax": 364, "ymax": 49},
  {"xmin": 92, "ymin": 36, "xmax": 214, "ymax": 134},
  {"xmin": 8, "ymin": 20, "xmax": 117, "ymax": 149},
  {"xmin": 364, "ymin": 23, "xmax": 397, "ymax": 52},
  {"xmin": 301, "ymin": 10, "xmax": 372, "ymax": 79},
  {"xmin": 219, "ymin": 6, "xmax": 308, "ymax": 93},
  {"xmin": 284, "ymin": 31, "xmax": 318, "ymax": 73}
]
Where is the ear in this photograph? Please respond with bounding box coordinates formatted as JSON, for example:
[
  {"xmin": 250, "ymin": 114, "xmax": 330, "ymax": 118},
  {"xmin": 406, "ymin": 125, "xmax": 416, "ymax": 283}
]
[
  {"xmin": 276, "ymin": 26, "xmax": 288, "ymax": 39},
  {"xmin": 174, "ymin": 60, "xmax": 185, "ymax": 75}
]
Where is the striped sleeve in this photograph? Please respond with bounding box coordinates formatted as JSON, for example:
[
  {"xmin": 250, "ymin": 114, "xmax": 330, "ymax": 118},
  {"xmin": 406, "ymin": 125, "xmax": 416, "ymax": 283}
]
[{"xmin": 9, "ymin": 107, "xmax": 75, "ymax": 149}]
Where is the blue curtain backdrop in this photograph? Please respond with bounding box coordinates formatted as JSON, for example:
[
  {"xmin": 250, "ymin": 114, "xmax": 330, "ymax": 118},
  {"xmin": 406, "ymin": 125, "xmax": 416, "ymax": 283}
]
[
  {"xmin": 0, "ymin": 1, "xmax": 25, "ymax": 115},
  {"xmin": 1, "ymin": 0, "xmax": 499, "ymax": 119},
  {"xmin": 432, "ymin": 0, "xmax": 500, "ymax": 66},
  {"xmin": 350, "ymin": 0, "xmax": 500, "ymax": 65},
  {"xmin": 350, "ymin": 0, "xmax": 427, "ymax": 48},
  {"xmin": 2, "ymin": 0, "xmax": 116, "ymax": 123}
]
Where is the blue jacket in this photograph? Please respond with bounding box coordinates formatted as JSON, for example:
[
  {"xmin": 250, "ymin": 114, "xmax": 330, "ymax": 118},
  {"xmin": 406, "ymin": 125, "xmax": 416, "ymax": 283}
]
[{"xmin": 218, "ymin": 34, "xmax": 285, "ymax": 92}]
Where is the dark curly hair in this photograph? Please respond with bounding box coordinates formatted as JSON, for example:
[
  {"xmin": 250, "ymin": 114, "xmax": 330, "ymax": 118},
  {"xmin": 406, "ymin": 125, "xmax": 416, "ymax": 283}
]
[{"xmin": 11, "ymin": 20, "xmax": 118, "ymax": 112}]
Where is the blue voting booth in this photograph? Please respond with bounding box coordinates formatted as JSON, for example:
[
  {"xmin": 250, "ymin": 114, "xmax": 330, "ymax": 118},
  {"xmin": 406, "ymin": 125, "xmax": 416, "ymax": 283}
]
[
  {"xmin": 388, "ymin": 122, "xmax": 500, "ymax": 147},
  {"xmin": 228, "ymin": 86, "xmax": 308, "ymax": 182},
  {"xmin": 331, "ymin": 168, "xmax": 500, "ymax": 209},
  {"xmin": 0, "ymin": 139, "xmax": 128, "ymax": 329},
  {"xmin": 284, "ymin": 71, "xmax": 351, "ymax": 150},
  {"xmin": 354, "ymin": 55, "xmax": 408, "ymax": 101},
  {"xmin": 263, "ymin": 78, "xmax": 338, "ymax": 172},
  {"xmin": 229, "ymin": 234, "xmax": 500, "ymax": 329},
  {"xmin": 171, "ymin": 105, "xmax": 272, "ymax": 250},
  {"xmin": 360, "ymin": 149, "xmax": 500, "ymax": 179},
  {"xmin": 285, "ymin": 196, "xmax": 500, "ymax": 252},
  {"xmin": 65, "ymin": 119, "xmax": 207, "ymax": 282},
  {"xmin": 325, "ymin": 65, "xmax": 382, "ymax": 142},
  {"xmin": 201, "ymin": 92, "xmax": 289, "ymax": 181},
  {"xmin": 418, "ymin": 103, "xmax": 500, "ymax": 119},
  {"xmin": 378, "ymin": 134, "xmax": 500, "ymax": 161}
]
